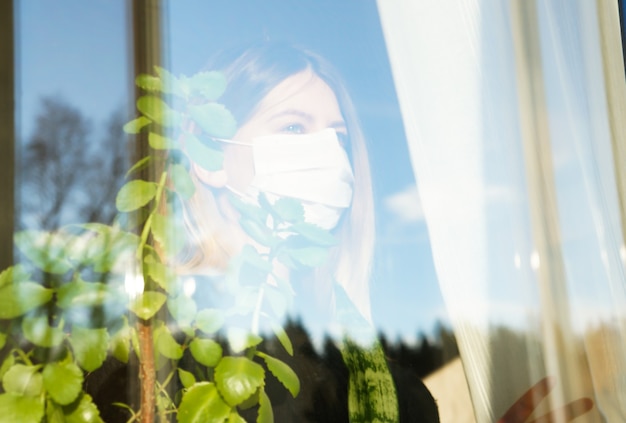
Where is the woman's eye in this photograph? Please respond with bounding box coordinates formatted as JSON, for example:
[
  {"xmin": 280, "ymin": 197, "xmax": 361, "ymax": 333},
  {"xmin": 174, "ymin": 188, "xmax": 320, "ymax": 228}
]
[{"xmin": 282, "ymin": 124, "xmax": 305, "ymax": 134}]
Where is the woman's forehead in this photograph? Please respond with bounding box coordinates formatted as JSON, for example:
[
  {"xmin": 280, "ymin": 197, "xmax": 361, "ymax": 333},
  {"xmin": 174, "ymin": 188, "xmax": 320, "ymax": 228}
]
[{"xmin": 253, "ymin": 70, "xmax": 344, "ymax": 124}]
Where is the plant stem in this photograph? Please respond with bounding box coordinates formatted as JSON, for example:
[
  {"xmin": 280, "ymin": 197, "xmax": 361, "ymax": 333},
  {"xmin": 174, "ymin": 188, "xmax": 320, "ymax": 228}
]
[
  {"xmin": 137, "ymin": 170, "xmax": 168, "ymax": 423},
  {"xmin": 138, "ymin": 320, "xmax": 156, "ymax": 423},
  {"xmin": 14, "ymin": 348, "xmax": 32, "ymax": 366},
  {"xmin": 137, "ymin": 170, "xmax": 168, "ymax": 261}
]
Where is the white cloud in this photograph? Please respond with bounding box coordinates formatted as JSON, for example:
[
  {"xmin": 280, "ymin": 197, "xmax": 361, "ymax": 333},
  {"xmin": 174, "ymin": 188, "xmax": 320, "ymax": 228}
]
[
  {"xmin": 384, "ymin": 182, "xmax": 516, "ymax": 228},
  {"xmin": 383, "ymin": 184, "xmax": 424, "ymax": 223}
]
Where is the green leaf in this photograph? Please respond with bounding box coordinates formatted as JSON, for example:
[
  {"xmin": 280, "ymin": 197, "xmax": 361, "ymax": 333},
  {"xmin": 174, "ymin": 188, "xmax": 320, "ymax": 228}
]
[
  {"xmin": 240, "ymin": 219, "xmax": 278, "ymax": 248},
  {"xmin": 62, "ymin": 393, "xmax": 103, "ymax": 423},
  {"xmin": 123, "ymin": 116, "xmax": 152, "ymax": 134},
  {"xmin": 214, "ymin": 357, "xmax": 265, "ymax": 406},
  {"xmin": 169, "ymin": 163, "xmax": 196, "ymax": 199},
  {"xmin": 135, "ymin": 74, "xmax": 162, "ymax": 92},
  {"xmin": 61, "ymin": 233, "xmax": 103, "ymax": 265},
  {"xmin": 129, "ymin": 291, "xmax": 167, "ymax": 320},
  {"xmin": 130, "ymin": 327, "xmax": 141, "ymax": 360},
  {"xmin": 188, "ymin": 103, "xmax": 237, "ymax": 139},
  {"xmin": 14, "ymin": 231, "xmax": 73, "ymax": 274},
  {"xmin": 287, "ymin": 246, "xmax": 329, "ymax": 267},
  {"xmin": 2, "ymin": 364, "xmax": 43, "ymax": 397},
  {"xmin": 189, "ymin": 71, "xmax": 227, "ymax": 101},
  {"xmin": 155, "ymin": 348, "xmax": 170, "ymax": 371},
  {"xmin": 178, "ymin": 382, "xmax": 230, "ymax": 423},
  {"xmin": 76, "ymin": 225, "xmax": 140, "ymax": 268},
  {"xmin": 157, "ymin": 391, "xmax": 173, "ymax": 414},
  {"xmin": 125, "ymin": 155, "xmax": 152, "ymax": 178},
  {"xmin": 270, "ymin": 323, "xmax": 293, "ymax": 356},
  {"xmin": 257, "ymin": 389, "xmax": 274, "ymax": 423},
  {"xmin": 91, "ymin": 245, "xmax": 135, "ymax": 275},
  {"xmin": 0, "ymin": 333, "xmax": 6, "ymax": 350},
  {"xmin": 181, "ymin": 326, "xmax": 195, "ymax": 338},
  {"xmin": 149, "ymin": 132, "xmax": 176, "ymax": 150},
  {"xmin": 0, "ymin": 393, "xmax": 44, "ymax": 423},
  {"xmin": 69, "ymin": 326, "xmax": 109, "ymax": 372},
  {"xmin": 226, "ymin": 328, "xmax": 263, "ymax": 354},
  {"xmin": 46, "ymin": 398, "xmax": 66, "ymax": 423},
  {"xmin": 136, "ymin": 95, "xmax": 180, "ymax": 127},
  {"xmin": 189, "ymin": 338, "xmax": 222, "ymax": 368},
  {"xmin": 195, "ymin": 309, "xmax": 224, "ymax": 334},
  {"xmin": 256, "ymin": 352, "xmax": 300, "ymax": 397},
  {"xmin": 22, "ymin": 316, "xmax": 65, "ymax": 348},
  {"xmin": 42, "ymin": 362, "xmax": 83, "ymax": 405},
  {"xmin": 144, "ymin": 254, "xmax": 176, "ymax": 294},
  {"xmin": 149, "ymin": 214, "xmax": 169, "ymax": 253},
  {"xmin": 290, "ymin": 222, "xmax": 338, "ymax": 246},
  {"xmin": 275, "ymin": 249, "xmax": 298, "ymax": 270},
  {"xmin": 233, "ymin": 286, "xmax": 262, "ymax": 313},
  {"xmin": 167, "ymin": 295, "xmax": 197, "ymax": 327},
  {"xmin": 184, "ymin": 134, "xmax": 224, "ymax": 171},
  {"xmin": 0, "ymin": 282, "xmax": 53, "ymax": 319},
  {"xmin": 110, "ymin": 326, "xmax": 131, "ymax": 363},
  {"xmin": 240, "ymin": 245, "xmax": 272, "ymax": 273},
  {"xmin": 57, "ymin": 280, "xmax": 119, "ymax": 309},
  {"xmin": 151, "ymin": 212, "xmax": 186, "ymax": 258},
  {"xmin": 115, "ymin": 180, "xmax": 158, "ymax": 212},
  {"xmin": 0, "ymin": 265, "xmax": 30, "ymax": 287},
  {"xmin": 154, "ymin": 324, "xmax": 183, "ymax": 360},
  {"xmin": 228, "ymin": 195, "xmax": 268, "ymax": 225},
  {"xmin": 239, "ymin": 389, "xmax": 260, "ymax": 410},
  {"xmin": 0, "ymin": 354, "xmax": 15, "ymax": 381},
  {"xmin": 270, "ymin": 198, "xmax": 305, "ymax": 223},
  {"xmin": 228, "ymin": 412, "xmax": 247, "ymax": 423},
  {"xmin": 178, "ymin": 369, "xmax": 196, "ymax": 389},
  {"xmin": 154, "ymin": 66, "xmax": 187, "ymax": 98}
]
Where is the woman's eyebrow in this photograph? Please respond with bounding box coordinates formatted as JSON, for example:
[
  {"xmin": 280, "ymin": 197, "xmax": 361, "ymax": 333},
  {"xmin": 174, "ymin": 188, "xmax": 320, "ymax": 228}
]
[
  {"xmin": 266, "ymin": 109, "xmax": 314, "ymax": 123},
  {"xmin": 265, "ymin": 109, "xmax": 347, "ymax": 130}
]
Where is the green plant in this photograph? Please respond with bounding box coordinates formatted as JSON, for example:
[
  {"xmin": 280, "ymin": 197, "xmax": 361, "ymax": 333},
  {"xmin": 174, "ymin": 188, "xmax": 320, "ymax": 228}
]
[
  {"xmin": 0, "ymin": 67, "xmax": 304, "ymax": 423},
  {"xmin": 0, "ymin": 66, "xmax": 399, "ymax": 423}
]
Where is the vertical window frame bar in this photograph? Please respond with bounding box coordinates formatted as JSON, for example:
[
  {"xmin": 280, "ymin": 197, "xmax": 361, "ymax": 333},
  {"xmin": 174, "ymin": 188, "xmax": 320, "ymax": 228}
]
[{"xmin": 0, "ymin": 0, "xmax": 15, "ymax": 269}]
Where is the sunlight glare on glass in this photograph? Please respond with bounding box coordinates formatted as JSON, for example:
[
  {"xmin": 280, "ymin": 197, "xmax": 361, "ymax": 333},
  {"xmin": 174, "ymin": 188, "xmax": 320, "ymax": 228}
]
[
  {"xmin": 183, "ymin": 277, "xmax": 197, "ymax": 297},
  {"xmin": 124, "ymin": 270, "xmax": 145, "ymax": 298},
  {"xmin": 530, "ymin": 251, "xmax": 540, "ymax": 271},
  {"xmin": 514, "ymin": 253, "xmax": 521, "ymax": 270}
]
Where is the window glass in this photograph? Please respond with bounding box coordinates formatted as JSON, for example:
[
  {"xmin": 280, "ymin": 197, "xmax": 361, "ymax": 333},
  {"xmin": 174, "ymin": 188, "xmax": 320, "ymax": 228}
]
[
  {"xmin": 8, "ymin": 1, "xmax": 625, "ymax": 422},
  {"xmin": 17, "ymin": 1, "xmax": 130, "ymax": 230},
  {"xmin": 8, "ymin": 2, "xmax": 458, "ymax": 422}
]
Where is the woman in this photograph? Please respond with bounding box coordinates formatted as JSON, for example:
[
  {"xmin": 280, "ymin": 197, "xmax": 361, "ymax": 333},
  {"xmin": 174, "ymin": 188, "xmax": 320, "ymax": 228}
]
[
  {"xmin": 180, "ymin": 42, "xmax": 374, "ymax": 323},
  {"xmin": 176, "ymin": 41, "xmax": 440, "ymax": 422}
]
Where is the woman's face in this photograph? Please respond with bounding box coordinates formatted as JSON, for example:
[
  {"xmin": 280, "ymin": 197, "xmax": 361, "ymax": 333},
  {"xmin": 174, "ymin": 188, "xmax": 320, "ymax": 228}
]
[{"xmin": 223, "ymin": 70, "xmax": 347, "ymax": 192}]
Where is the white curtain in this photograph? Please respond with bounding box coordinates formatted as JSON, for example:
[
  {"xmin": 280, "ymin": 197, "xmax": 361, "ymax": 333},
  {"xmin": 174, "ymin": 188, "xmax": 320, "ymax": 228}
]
[{"xmin": 377, "ymin": 0, "xmax": 626, "ymax": 421}]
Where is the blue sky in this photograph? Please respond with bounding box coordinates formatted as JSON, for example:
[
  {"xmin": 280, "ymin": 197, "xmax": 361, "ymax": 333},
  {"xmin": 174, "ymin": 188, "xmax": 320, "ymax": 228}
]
[{"xmin": 16, "ymin": 0, "xmax": 448, "ymax": 343}]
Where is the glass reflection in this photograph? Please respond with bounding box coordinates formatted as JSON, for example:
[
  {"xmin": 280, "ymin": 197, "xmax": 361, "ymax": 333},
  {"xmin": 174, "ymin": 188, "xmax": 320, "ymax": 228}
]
[{"xmin": 7, "ymin": 1, "xmax": 456, "ymax": 422}]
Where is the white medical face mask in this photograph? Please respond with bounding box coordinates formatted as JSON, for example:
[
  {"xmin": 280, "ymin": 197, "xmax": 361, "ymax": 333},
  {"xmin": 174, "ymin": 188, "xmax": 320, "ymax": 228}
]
[{"xmin": 221, "ymin": 128, "xmax": 354, "ymax": 230}]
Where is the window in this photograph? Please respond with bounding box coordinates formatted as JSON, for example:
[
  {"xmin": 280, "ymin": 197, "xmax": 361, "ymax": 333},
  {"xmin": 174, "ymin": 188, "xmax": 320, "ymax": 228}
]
[{"xmin": 3, "ymin": 1, "xmax": 625, "ymax": 422}]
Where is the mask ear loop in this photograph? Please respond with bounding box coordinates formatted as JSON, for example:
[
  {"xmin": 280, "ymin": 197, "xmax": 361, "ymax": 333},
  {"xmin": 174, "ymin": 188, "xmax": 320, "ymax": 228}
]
[
  {"xmin": 209, "ymin": 136, "xmax": 251, "ymax": 147},
  {"xmin": 198, "ymin": 136, "xmax": 255, "ymax": 196}
]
